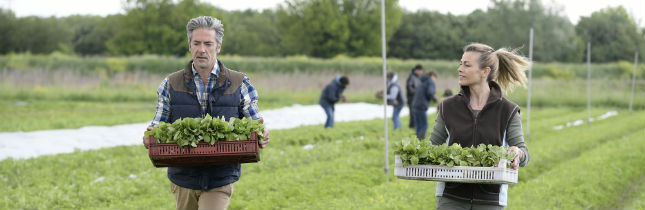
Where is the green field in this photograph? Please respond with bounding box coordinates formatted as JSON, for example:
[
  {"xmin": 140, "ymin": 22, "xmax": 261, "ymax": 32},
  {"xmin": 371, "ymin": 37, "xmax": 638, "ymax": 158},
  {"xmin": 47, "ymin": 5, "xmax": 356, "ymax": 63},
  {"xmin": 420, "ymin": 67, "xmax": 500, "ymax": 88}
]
[
  {"xmin": 2, "ymin": 55, "xmax": 645, "ymax": 209},
  {"xmin": 1, "ymin": 109, "xmax": 644, "ymax": 209}
]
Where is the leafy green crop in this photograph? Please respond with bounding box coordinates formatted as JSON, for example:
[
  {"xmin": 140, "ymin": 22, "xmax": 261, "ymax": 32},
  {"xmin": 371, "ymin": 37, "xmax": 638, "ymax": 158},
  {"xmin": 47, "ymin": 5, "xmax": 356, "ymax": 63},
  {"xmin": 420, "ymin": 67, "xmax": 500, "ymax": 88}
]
[
  {"xmin": 144, "ymin": 114, "xmax": 265, "ymax": 147},
  {"xmin": 394, "ymin": 137, "xmax": 514, "ymax": 167}
]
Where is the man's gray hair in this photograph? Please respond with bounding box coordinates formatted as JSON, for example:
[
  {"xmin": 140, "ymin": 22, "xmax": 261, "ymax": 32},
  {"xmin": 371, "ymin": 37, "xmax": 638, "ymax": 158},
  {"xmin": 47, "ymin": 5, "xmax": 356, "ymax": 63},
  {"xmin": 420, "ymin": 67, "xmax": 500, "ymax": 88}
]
[{"xmin": 186, "ymin": 16, "xmax": 224, "ymax": 44}]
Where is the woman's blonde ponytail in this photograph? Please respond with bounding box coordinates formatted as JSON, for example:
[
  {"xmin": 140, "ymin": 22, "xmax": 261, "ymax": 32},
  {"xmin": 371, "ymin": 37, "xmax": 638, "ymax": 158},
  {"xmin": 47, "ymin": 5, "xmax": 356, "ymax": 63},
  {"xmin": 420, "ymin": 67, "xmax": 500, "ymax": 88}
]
[
  {"xmin": 494, "ymin": 48, "xmax": 529, "ymax": 91},
  {"xmin": 463, "ymin": 43, "xmax": 530, "ymax": 92}
]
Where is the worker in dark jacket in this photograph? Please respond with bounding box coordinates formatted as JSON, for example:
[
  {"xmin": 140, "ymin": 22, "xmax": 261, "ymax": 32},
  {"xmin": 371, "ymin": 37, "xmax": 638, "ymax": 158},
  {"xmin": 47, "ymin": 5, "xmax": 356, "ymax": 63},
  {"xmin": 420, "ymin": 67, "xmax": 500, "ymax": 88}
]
[
  {"xmin": 406, "ymin": 64, "xmax": 423, "ymax": 129},
  {"xmin": 411, "ymin": 72, "xmax": 437, "ymax": 140},
  {"xmin": 319, "ymin": 75, "xmax": 349, "ymax": 128}
]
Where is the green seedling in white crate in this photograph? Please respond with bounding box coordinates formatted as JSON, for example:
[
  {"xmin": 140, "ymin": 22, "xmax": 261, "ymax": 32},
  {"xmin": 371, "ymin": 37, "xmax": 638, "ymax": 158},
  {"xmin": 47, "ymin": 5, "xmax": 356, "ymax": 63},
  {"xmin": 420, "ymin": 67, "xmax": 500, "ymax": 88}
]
[
  {"xmin": 393, "ymin": 137, "xmax": 515, "ymax": 167},
  {"xmin": 394, "ymin": 137, "xmax": 518, "ymax": 184}
]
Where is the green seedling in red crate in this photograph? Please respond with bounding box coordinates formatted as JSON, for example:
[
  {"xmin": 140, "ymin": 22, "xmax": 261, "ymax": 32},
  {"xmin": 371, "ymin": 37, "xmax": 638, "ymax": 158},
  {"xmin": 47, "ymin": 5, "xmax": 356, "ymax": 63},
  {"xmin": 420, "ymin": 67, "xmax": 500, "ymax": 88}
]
[{"xmin": 145, "ymin": 114, "xmax": 265, "ymax": 148}]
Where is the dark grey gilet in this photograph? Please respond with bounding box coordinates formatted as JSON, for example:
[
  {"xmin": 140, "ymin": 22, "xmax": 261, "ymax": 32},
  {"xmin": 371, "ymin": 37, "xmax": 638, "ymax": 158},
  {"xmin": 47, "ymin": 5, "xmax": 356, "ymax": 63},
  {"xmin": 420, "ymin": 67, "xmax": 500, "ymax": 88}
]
[
  {"xmin": 439, "ymin": 81, "xmax": 519, "ymax": 205},
  {"xmin": 166, "ymin": 60, "xmax": 246, "ymax": 191}
]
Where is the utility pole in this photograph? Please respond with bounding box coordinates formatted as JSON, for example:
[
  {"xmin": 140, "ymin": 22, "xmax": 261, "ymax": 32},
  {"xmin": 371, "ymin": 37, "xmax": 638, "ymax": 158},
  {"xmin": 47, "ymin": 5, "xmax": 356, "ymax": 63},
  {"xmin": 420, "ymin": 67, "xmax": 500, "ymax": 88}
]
[
  {"xmin": 526, "ymin": 22, "xmax": 534, "ymax": 140},
  {"xmin": 380, "ymin": 0, "xmax": 389, "ymax": 181},
  {"xmin": 586, "ymin": 41, "xmax": 591, "ymax": 124},
  {"xmin": 629, "ymin": 51, "xmax": 639, "ymax": 113}
]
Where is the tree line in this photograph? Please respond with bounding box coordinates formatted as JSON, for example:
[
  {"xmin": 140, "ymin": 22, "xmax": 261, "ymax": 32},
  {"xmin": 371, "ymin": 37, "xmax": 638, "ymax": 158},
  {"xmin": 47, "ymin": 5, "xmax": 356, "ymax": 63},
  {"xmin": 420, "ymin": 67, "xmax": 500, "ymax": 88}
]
[{"xmin": 0, "ymin": 0, "xmax": 643, "ymax": 62}]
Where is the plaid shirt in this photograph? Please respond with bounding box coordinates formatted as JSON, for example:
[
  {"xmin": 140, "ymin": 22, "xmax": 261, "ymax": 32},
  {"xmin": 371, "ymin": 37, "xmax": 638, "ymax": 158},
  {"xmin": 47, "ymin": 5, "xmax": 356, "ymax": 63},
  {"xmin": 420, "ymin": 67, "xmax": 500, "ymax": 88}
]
[{"xmin": 150, "ymin": 61, "xmax": 260, "ymax": 127}]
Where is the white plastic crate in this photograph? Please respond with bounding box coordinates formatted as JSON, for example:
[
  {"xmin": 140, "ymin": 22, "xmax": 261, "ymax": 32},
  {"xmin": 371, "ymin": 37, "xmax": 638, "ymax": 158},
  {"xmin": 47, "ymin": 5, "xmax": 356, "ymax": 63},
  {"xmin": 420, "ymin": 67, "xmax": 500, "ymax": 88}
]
[{"xmin": 394, "ymin": 155, "xmax": 518, "ymax": 184}]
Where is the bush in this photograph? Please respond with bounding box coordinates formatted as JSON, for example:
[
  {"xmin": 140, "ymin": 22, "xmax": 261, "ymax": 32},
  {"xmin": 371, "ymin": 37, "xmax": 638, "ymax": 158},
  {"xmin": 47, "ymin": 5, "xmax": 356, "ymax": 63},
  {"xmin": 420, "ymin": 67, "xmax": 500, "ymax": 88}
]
[{"xmin": 0, "ymin": 54, "xmax": 643, "ymax": 79}]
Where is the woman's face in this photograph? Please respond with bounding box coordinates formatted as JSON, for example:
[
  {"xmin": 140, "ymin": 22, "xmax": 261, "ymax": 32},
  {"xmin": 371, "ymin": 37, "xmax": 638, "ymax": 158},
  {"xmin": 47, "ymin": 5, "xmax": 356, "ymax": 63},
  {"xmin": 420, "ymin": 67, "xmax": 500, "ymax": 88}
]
[{"xmin": 458, "ymin": 52, "xmax": 488, "ymax": 87}]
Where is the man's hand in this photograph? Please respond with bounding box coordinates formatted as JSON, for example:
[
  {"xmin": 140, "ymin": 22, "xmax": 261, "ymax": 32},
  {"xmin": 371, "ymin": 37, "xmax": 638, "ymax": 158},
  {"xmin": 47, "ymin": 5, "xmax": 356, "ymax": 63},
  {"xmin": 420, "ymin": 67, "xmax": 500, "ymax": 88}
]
[
  {"xmin": 143, "ymin": 126, "xmax": 153, "ymax": 149},
  {"xmin": 341, "ymin": 95, "xmax": 347, "ymax": 102},
  {"xmin": 259, "ymin": 118, "xmax": 269, "ymax": 149},
  {"xmin": 507, "ymin": 146, "xmax": 523, "ymax": 170}
]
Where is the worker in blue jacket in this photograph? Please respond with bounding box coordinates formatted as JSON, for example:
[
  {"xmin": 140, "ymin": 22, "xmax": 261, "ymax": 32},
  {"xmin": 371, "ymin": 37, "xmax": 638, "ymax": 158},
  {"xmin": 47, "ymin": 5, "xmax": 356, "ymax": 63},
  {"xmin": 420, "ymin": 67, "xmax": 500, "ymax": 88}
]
[{"xmin": 411, "ymin": 72, "xmax": 437, "ymax": 140}]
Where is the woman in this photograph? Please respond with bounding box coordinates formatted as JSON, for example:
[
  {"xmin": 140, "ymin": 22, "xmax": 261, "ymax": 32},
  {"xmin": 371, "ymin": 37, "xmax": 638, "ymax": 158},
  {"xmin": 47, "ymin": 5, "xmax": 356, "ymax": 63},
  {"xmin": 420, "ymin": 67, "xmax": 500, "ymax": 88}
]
[{"xmin": 430, "ymin": 43, "xmax": 530, "ymax": 210}]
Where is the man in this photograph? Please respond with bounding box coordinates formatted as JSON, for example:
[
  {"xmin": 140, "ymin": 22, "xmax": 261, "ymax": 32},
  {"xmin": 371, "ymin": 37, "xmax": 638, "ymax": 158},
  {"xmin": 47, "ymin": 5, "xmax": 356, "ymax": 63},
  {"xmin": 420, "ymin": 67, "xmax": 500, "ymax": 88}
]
[
  {"xmin": 411, "ymin": 71, "xmax": 437, "ymax": 140},
  {"xmin": 319, "ymin": 75, "xmax": 349, "ymax": 128},
  {"xmin": 142, "ymin": 16, "xmax": 269, "ymax": 210},
  {"xmin": 386, "ymin": 72, "xmax": 406, "ymax": 130},
  {"xmin": 405, "ymin": 64, "xmax": 423, "ymax": 129}
]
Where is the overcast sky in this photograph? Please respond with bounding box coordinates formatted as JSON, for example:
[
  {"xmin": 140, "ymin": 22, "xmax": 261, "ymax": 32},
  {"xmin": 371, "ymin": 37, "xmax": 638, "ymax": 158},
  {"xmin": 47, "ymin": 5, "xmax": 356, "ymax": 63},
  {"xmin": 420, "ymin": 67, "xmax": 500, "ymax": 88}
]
[{"xmin": 1, "ymin": 0, "xmax": 643, "ymax": 27}]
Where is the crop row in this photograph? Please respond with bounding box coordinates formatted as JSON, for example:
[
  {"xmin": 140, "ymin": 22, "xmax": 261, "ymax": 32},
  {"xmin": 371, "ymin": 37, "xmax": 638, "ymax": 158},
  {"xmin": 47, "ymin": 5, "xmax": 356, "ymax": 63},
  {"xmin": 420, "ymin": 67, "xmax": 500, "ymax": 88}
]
[
  {"xmin": 508, "ymin": 129, "xmax": 645, "ymax": 209},
  {"xmin": 519, "ymin": 111, "xmax": 644, "ymax": 181}
]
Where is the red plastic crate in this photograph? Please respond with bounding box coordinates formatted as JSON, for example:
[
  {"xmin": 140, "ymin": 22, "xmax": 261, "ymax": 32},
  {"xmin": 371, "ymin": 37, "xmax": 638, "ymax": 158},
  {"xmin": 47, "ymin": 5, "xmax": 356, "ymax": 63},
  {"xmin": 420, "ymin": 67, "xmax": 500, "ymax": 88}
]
[{"xmin": 147, "ymin": 132, "xmax": 260, "ymax": 167}]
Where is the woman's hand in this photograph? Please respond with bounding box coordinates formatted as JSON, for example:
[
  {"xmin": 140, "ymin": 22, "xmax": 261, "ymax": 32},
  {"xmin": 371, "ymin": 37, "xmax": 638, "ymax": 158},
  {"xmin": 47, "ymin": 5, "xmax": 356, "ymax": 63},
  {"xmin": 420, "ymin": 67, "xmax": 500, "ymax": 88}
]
[{"xmin": 507, "ymin": 146, "xmax": 523, "ymax": 170}]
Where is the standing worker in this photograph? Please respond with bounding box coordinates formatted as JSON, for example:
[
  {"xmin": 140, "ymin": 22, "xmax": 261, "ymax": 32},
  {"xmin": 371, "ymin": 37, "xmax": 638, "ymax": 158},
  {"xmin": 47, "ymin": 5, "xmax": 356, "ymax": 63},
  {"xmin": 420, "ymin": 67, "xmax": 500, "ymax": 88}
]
[
  {"xmin": 386, "ymin": 72, "xmax": 407, "ymax": 130},
  {"xmin": 430, "ymin": 43, "xmax": 530, "ymax": 210},
  {"xmin": 411, "ymin": 72, "xmax": 437, "ymax": 140},
  {"xmin": 319, "ymin": 75, "xmax": 349, "ymax": 128},
  {"xmin": 406, "ymin": 64, "xmax": 423, "ymax": 129},
  {"xmin": 142, "ymin": 16, "xmax": 270, "ymax": 210}
]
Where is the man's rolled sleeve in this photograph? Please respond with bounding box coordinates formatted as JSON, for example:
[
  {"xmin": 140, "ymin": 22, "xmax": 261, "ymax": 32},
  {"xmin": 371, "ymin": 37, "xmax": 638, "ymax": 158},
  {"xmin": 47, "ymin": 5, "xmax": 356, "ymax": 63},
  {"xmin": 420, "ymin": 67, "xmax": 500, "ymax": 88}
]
[
  {"xmin": 151, "ymin": 78, "xmax": 171, "ymax": 127},
  {"xmin": 240, "ymin": 77, "xmax": 261, "ymax": 120}
]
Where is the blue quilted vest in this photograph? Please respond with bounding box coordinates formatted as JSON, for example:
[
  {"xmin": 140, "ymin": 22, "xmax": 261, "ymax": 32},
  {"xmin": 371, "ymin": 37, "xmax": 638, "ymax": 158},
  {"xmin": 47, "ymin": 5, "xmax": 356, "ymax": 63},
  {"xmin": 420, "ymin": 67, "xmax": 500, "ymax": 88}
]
[{"xmin": 165, "ymin": 60, "xmax": 246, "ymax": 191}]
